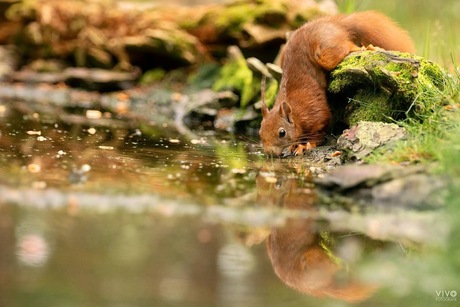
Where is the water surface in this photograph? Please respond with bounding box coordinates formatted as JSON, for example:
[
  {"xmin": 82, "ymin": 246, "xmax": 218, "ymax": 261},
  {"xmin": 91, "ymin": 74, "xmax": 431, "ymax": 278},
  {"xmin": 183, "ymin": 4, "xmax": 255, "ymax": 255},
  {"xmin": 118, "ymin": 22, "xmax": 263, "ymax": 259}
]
[{"xmin": 0, "ymin": 101, "xmax": 456, "ymax": 307}]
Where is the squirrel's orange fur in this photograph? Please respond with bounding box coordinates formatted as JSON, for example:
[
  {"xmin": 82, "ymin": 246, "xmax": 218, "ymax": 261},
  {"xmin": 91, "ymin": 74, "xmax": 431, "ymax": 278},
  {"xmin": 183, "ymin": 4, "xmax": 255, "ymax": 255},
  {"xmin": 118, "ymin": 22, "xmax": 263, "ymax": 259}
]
[{"xmin": 259, "ymin": 11, "xmax": 415, "ymax": 157}]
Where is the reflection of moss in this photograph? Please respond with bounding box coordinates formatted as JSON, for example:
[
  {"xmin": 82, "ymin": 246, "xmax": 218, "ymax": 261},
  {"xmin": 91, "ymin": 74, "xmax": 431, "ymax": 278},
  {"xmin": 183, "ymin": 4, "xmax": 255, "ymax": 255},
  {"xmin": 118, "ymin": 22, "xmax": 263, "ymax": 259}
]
[
  {"xmin": 319, "ymin": 231, "xmax": 343, "ymax": 267},
  {"xmin": 215, "ymin": 142, "xmax": 248, "ymax": 170}
]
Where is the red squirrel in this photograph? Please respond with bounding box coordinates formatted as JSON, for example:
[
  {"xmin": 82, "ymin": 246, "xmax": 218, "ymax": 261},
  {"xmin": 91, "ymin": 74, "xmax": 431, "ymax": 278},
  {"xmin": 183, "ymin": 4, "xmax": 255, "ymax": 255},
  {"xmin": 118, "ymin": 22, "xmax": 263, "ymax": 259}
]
[{"xmin": 259, "ymin": 11, "xmax": 415, "ymax": 157}]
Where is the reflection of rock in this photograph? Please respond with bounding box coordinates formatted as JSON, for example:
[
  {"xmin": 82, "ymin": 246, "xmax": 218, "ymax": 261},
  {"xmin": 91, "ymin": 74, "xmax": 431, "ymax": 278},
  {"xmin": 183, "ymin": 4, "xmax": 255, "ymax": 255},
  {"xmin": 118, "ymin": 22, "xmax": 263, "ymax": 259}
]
[
  {"xmin": 337, "ymin": 121, "xmax": 407, "ymax": 159},
  {"xmin": 315, "ymin": 164, "xmax": 445, "ymax": 208}
]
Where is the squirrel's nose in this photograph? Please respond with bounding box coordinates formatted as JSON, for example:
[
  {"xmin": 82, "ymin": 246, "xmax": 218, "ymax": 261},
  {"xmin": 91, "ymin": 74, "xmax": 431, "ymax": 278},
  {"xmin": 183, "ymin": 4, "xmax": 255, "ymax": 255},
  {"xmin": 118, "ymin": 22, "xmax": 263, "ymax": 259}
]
[{"xmin": 263, "ymin": 146, "xmax": 284, "ymax": 158}]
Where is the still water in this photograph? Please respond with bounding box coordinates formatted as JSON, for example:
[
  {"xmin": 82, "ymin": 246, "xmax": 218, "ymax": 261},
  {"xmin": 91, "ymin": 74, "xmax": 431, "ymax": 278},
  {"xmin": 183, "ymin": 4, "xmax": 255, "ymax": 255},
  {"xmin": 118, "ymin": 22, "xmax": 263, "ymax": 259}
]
[{"xmin": 0, "ymin": 103, "xmax": 456, "ymax": 306}]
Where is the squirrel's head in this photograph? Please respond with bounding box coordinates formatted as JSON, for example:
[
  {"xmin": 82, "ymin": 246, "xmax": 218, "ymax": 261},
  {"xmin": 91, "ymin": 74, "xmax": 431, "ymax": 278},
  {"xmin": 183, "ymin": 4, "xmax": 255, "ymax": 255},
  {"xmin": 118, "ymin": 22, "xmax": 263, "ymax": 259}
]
[
  {"xmin": 258, "ymin": 75, "xmax": 298, "ymax": 157},
  {"xmin": 259, "ymin": 101, "xmax": 297, "ymax": 157}
]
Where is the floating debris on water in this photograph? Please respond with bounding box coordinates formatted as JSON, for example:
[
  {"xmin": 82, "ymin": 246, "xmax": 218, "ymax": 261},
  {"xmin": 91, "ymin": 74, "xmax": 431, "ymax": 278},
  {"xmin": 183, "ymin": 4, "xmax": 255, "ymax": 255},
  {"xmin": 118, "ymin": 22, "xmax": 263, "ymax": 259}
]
[
  {"xmin": 86, "ymin": 110, "xmax": 102, "ymax": 119},
  {"xmin": 27, "ymin": 163, "xmax": 41, "ymax": 173},
  {"xmin": 98, "ymin": 145, "xmax": 114, "ymax": 150},
  {"xmin": 68, "ymin": 164, "xmax": 91, "ymax": 184},
  {"xmin": 81, "ymin": 164, "xmax": 91, "ymax": 172},
  {"xmin": 231, "ymin": 168, "xmax": 246, "ymax": 174},
  {"xmin": 56, "ymin": 150, "xmax": 67, "ymax": 158},
  {"xmin": 32, "ymin": 181, "xmax": 47, "ymax": 189}
]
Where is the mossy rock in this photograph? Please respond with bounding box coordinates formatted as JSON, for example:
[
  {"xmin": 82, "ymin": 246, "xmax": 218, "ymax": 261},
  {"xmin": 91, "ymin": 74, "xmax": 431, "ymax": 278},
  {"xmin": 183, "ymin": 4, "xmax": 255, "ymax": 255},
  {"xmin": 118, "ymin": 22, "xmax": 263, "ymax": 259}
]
[
  {"xmin": 328, "ymin": 50, "xmax": 456, "ymax": 126},
  {"xmin": 183, "ymin": 0, "xmax": 336, "ymax": 60},
  {"xmin": 213, "ymin": 46, "xmax": 278, "ymax": 108}
]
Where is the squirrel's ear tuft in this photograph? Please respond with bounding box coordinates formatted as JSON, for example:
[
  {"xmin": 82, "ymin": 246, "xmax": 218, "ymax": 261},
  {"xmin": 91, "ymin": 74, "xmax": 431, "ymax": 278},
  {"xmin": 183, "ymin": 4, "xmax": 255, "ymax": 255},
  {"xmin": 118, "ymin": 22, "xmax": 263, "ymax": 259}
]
[
  {"xmin": 261, "ymin": 75, "xmax": 269, "ymax": 118},
  {"xmin": 262, "ymin": 102, "xmax": 269, "ymax": 118},
  {"xmin": 280, "ymin": 101, "xmax": 293, "ymax": 123}
]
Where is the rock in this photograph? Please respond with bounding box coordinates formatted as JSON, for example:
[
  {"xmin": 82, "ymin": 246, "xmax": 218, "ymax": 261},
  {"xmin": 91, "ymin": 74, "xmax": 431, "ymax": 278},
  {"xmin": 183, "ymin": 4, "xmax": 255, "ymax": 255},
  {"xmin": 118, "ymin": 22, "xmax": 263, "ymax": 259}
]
[
  {"xmin": 337, "ymin": 121, "xmax": 407, "ymax": 159},
  {"xmin": 0, "ymin": 45, "xmax": 19, "ymax": 80},
  {"xmin": 213, "ymin": 46, "xmax": 259, "ymax": 108},
  {"xmin": 214, "ymin": 107, "xmax": 259, "ymax": 132},
  {"xmin": 187, "ymin": 0, "xmax": 337, "ymax": 60},
  {"xmin": 8, "ymin": 67, "xmax": 141, "ymax": 92},
  {"xmin": 371, "ymin": 173, "xmax": 445, "ymax": 207},
  {"xmin": 315, "ymin": 164, "xmax": 425, "ymax": 191},
  {"xmin": 247, "ymin": 57, "xmax": 272, "ymax": 78},
  {"xmin": 28, "ymin": 59, "xmax": 66, "ymax": 72},
  {"xmin": 241, "ymin": 23, "xmax": 288, "ymax": 48},
  {"xmin": 0, "ymin": 1, "xmax": 21, "ymax": 43},
  {"xmin": 8, "ymin": 70, "xmax": 66, "ymax": 84},
  {"xmin": 301, "ymin": 145, "xmax": 343, "ymax": 169},
  {"xmin": 7, "ymin": 0, "xmax": 338, "ymax": 71},
  {"xmin": 214, "ymin": 46, "xmax": 280, "ymax": 108},
  {"xmin": 315, "ymin": 164, "xmax": 444, "ymax": 208},
  {"xmin": 122, "ymin": 27, "xmax": 202, "ymax": 68},
  {"xmin": 328, "ymin": 50, "xmax": 455, "ymax": 126},
  {"xmin": 266, "ymin": 63, "xmax": 282, "ymax": 82},
  {"xmin": 64, "ymin": 68, "xmax": 141, "ymax": 92}
]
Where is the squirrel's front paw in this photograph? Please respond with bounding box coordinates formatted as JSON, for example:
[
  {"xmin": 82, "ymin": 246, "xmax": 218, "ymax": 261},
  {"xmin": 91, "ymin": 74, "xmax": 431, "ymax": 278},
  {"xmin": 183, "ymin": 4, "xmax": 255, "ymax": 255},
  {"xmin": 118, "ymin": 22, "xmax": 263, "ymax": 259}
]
[{"xmin": 292, "ymin": 142, "xmax": 316, "ymax": 156}]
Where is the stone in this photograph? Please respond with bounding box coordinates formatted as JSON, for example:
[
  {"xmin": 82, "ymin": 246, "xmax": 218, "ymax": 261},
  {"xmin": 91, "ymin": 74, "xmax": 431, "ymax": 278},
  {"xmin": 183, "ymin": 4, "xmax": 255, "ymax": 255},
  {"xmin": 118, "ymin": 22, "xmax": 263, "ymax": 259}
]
[
  {"xmin": 337, "ymin": 121, "xmax": 407, "ymax": 159},
  {"xmin": 0, "ymin": 45, "xmax": 19, "ymax": 80},
  {"xmin": 371, "ymin": 173, "xmax": 445, "ymax": 207},
  {"xmin": 315, "ymin": 164, "xmax": 445, "ymax": 208},
  {"xmin": 315, "ymin": 164, "xmax": 424, "ymax": 191}
]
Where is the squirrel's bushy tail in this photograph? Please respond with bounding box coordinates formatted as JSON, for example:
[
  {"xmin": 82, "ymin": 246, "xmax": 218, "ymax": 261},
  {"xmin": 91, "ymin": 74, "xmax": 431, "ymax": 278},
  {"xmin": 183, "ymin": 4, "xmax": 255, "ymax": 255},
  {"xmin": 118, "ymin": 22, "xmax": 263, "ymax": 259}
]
[{"xmin": 340, "ymin": 11, "xmax": 415, "ymax": 53}]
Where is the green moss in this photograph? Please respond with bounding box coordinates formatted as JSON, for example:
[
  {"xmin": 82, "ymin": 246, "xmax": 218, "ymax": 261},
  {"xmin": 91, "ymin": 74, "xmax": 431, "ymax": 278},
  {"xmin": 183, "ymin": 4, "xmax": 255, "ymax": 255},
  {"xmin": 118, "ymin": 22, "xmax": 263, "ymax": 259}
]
[
  {"xmin": 214, "ymin": 4, "xmax": 257, "ymax": 31},
  {"xmin": 292, "ymin": 8, "xmax": 324, "ymax": 28},
  {"xmin": 328, "ymin": 50, "xmax": 460, "ymax": 164},
  {"xmin": 140, "ymin": 69, "xmax": 167, "ymax": 85},
  {"xmin": 345, "ymin": 91, "xmax": 395, "ymax": 125},
  {"xmin": 215, "ymin": 0, "xmax": 287, "ymax": 30},
  {"xmin": 264, "ymin": 78, "xmax": 279, "ymax": 108},
  {"xmin": 213, "ymin": 49, "xmax": 280, "ymax": 108},
  {"xmin": 214, "ymin": 57, "xmax": 251, "ymax": 107},
  {"xmin": 214, "ymin": 49, "xmax": 263, "ymax": 108},
  {"xmin": 187, "ymin": 63, "xmax": 222, "ymax": 90},
  {"xmin": 329, "ymin": 50, "xmax": 455, "ymax": 125}
]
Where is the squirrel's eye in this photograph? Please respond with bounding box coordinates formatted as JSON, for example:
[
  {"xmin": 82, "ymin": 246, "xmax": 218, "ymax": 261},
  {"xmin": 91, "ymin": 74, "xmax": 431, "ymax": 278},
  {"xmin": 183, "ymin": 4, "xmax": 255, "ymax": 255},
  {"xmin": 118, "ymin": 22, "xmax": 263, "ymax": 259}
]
[{"xmin": 278, "ymin": 128, "xmax": 286, "ymax": 138}]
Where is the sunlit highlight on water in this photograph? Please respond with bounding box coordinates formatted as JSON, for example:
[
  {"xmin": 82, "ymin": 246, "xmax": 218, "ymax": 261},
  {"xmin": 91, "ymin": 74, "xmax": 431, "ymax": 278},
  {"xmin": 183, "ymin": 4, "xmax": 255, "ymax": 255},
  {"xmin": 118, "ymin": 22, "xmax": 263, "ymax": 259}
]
[{"xmin": 16, "ymin": 233, "xmax": 50, "ymax": 267}]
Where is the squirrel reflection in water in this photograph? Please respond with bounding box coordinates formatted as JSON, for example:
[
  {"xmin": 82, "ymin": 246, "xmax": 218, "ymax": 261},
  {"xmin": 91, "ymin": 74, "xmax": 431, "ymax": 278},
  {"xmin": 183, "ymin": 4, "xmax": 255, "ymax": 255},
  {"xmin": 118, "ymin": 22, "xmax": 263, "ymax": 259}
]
[{"xmin": 256, "ymin": 164, "xmax": 377, "ymax": 303}]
